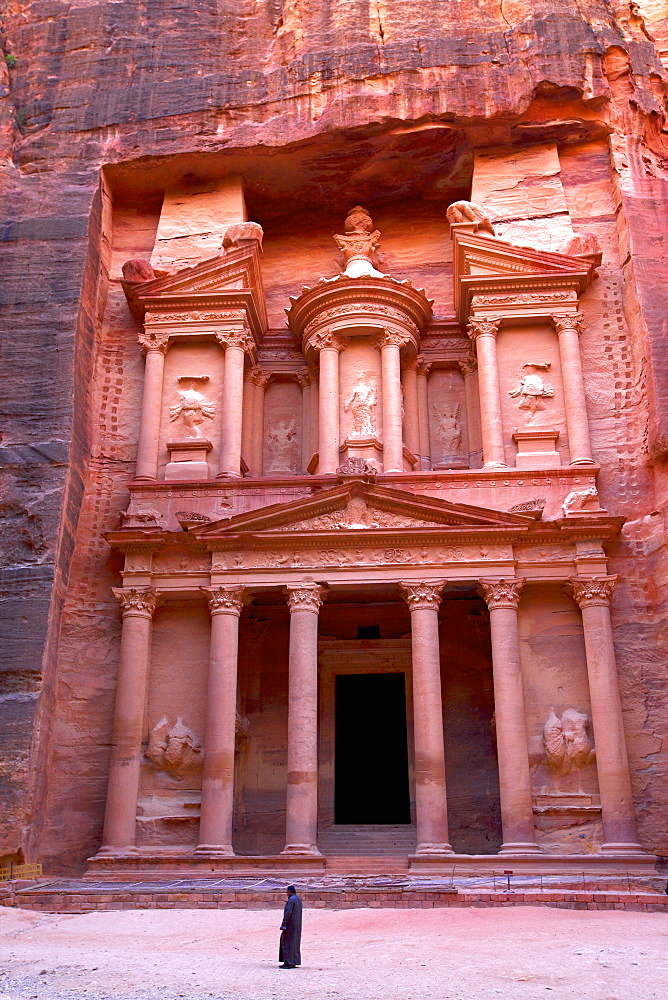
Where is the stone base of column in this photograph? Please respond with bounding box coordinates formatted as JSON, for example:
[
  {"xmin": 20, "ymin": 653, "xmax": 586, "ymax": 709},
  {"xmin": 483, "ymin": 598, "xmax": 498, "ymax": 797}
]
[
  {"xmin": 194, "ymin": 844, "xmax": 235, "ymax": 858},
  {"xmin": 499, "ymin": 843, "xmax": 542, "ymax": 856},
  {"xmin": 92, "ymin": 845, "xmax": 140, "ymax": 859},
  {"xmin": 281, "ymin": 843, "xmax": 323, "ymax": 857},
  {"xmin": 415, "ymin": 842, "xmax": 455, "ymax": 856},
  {"xmin": 601, "ymin": 842, "xmax": 647, "ymax": 857},
  {"xmin": 483, "ymin": 461, "xmax": 508, "ymax": 470}
]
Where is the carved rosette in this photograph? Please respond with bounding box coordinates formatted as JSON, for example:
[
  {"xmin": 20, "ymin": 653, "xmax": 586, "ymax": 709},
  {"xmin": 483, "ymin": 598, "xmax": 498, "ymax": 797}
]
[
  {"xmin": 552, "ymin": 312, "xmax": 584, "ymax": 337},
  {"xmin": 478, "ymin": 577, "xmax": 525, "ymax": 610},
  {"xmin": 467, "ymin": 318, "xmax": 501, "ymax": 341},
  {"xmin": 400, "ymin": 581, "xmax": 446, "ymax": 612},
  {"xmin": 284, "ymin": 583, "xmax": 326, "ymax": 614},
  {"xmin": 203, "ymin": 585, "xmax": 247, "ymax": 616},
  {"xmin": 138, "ymin": 330, "xmax": 170, "ymax": 354},
  {"xmin": 113, "ymin": 587, "xmax": 159, "ymax": 618},
  {"xmin": 566, "ymin": 575, "xmax": 618, "ymax": 609}
]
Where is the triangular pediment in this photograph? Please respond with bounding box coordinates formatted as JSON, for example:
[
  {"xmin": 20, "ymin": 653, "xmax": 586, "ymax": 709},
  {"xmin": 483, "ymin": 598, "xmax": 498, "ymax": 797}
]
[
  {"xmin": 192, "ymin": 481, "xmax": 537, "ymax": 538},
  {"xmin": 123, "ymin": 243, "xmax": 267, "ymax": 334}
]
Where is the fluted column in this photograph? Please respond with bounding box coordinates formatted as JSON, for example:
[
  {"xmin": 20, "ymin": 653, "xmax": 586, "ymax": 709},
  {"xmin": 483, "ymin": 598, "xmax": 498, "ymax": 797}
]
[
  {"xmin": 401, "ymin": 358, "xmax": 420, "ymax": 463},
  {"xmin": 459, "ymin": 356, "xmax": 482, "ymax": 468},
  {"xmin": 380, "ymin": 331, "xmax": 407, "ymax": 473},
  {"xmin": 401, "ymin": 581, "xmax": 453, "ymax": 855},
  {"xmin": 467, "ymin": 318, "xmax": 507, "ymax": 469},
  {"xmin": 478, "ymin": 578, "xmax": 540, "ymax": 855},
  {"xmin": 567, "ymin": 576, "xmax": 642, "ymax": 853},
  {"xmin": 217, "ymin": 328, "xmax": 251, "ymax": 478},
  {"xmin": 553, "ymin": 313, "xmax": 594, "ymax": 466},
  {"xmin": 314, "ymin": 332, "xmax": 342, "ymax": 475},
  {"xmin": 196, "ymin": 585, "xmax": 247, "ymax": 856},
  {"xmin": 100, "ymin": 588, "xmax": 158, "ymax": 853},
  {"xmin": 298, "ymin": 369, "xmax": 312, "ymax": 473},
  {"xmin": 282, "ymin": 583, "xmax": 325, "ymax": 856},
  {"xmin": 416, "ymin": 355, "xmax": 432, "ymax": 470},
  {"xmin": 135, "ymin": 332, "xmax": 169, "ymax": 481}
]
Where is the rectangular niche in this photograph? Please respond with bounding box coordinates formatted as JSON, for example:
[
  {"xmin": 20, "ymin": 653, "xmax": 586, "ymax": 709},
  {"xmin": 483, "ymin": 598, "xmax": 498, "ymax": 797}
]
[
  {"xmin": 262, "ymin": 379, "xmax": 303, "ymax": 476},
  {"xmin": 427, "ymin": 367, "xmax": 469, "ymax": 469}
]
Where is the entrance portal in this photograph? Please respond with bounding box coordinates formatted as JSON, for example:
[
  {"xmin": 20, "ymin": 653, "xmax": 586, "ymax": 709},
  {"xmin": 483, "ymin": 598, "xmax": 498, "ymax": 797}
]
[{"xmin": 334, "ymin": 673, "xmax": 411, "ymax": 824}]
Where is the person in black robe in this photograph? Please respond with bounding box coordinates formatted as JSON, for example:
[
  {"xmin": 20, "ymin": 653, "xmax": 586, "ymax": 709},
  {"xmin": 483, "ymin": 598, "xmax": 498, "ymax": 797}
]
[{"xmin": 279, "ymin": 885, "xmax": 302, "ymax": 968}]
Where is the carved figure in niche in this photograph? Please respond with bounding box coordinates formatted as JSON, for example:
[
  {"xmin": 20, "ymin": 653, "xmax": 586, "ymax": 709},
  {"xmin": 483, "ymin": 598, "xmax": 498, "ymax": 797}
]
[
  {"xmin": 446, "ymin": 200, "xmax": 495, "ymax": 235},
  {"xmin": 266, "ymin": 417, "xmax": 299, "ymax": 472},
  {"xmin": 337, "ymin": 457, "xmax": 377, "ymax": 478},
  {"xmin": 345, "ymin": 379, "xmax": 377, "ymax": 436},
  {"xmin": 562, "ymin": 487, "xmax": 601, "ymax": 516},
  {"xmin": 543, "ymin": 709, "xmax": 595, "ymax": 777},
  {"xmin": 169, "ymin": 376, "xmax": 215, "ymax": 438},
  {"xmin": 431, "ymin": 402, "xmax": 462, "ymax": 456},
  {"xmin": 146, "ymin": 718, "xmax": 202, "ymax": 779},
  {"xmin": 333, "ymin": 207, "xmax": 384, "ymax": 277},
  {"xmin": 509, "ymin": 363, "xmax": 554, "ymax": 424}
]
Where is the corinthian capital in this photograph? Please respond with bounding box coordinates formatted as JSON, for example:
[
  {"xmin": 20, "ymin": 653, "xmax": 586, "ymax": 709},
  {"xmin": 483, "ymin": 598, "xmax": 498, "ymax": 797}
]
[
  {"xmin": 552, "ymin": 313, "xmax": 584, "ymax": 336},
  {"xmin": 113, "ymin": 587, "xmax": 158, "ymax": 618},
  {"xmin": 566, "ymin": 575, "xmax": 617, "ymax": 608},
  {"xmin": 478, "ymin": 577, "xmax": 525, "ymax": 610},
  {"xmin": 458, "ymin": 355, "xmax": 478, "ymax": 377},
  {"xmin": 400, "ymin": 581, "xmax": 446, "ymax": 612},
  {"xmin": 138, "ymin": 330, "xmax": 170, "ymax": 354},
  {"xmin": 311, "ymin": 330, "xmax": 344, "ymax": 352},
  {"xmin": 378, "ymin": 330, "xmax": 411, "ymax": 349},
  {"xmin": 467, "ymin": 318, "xmax": 501, "ymax": 341},
  {"xmin": 283, "ymin": 583, "xmax": 326, "ymax": 613},
  {"xmin": 215, "ymin": 327, "xmax": 253, "ymax": 352},
  {"xmin": 203, "ymin": 585, "xmax": 248, "ymax": 616},
  {"xmin": 244, "ymin": 365, "xmax": 270, "ymax": 388},
  {"xmin": 416, "ymin": 354, "xmax": 432, "ymax": 377}
]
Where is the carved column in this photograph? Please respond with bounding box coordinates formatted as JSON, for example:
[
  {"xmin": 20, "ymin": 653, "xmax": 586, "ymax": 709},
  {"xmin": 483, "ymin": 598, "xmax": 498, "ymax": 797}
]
[
  {"xmin": 314, "ymin": 332, "xmax": 342, "ymax": 475},
  {"xmin": 380, "ymin": 331, "xmax": 407, "ymax": 473},
  {"xmin": 217, "ymin": 328, "xmax": 251, "ymax": 478},
  {"xmin": 135, "ymin": 332, "xmax": 169, "ymax": 481},
  {"xmin": 100, "ymin": 588, "xmax": 158, "ymax": 853},
  {"xmin": 401, "ymin": 582, "xmax": 453, "ymax": 855},
  {"xmin": 196, "ymin": 585, "xmax": 247, "ymax": 856},
  {"xmin": 459, "ymin": 356, "xmax": 482, "ymax": 468},
  {"xmin": 282, "ymin": 583, "xmax": 325, "ymax": 856},
  {"xmin": 567, "ymin": 576, "xmax": 642, "ymax": 853},
  {"xmin": 401, "ymin": 358, "xmax": 420, "ymax": 462},
  {"xmin": 467, "ymin": 318, "xmax": 507, "ymax": 469},
  {"xmin": 309, "ymin": 366, "xmax": 319, "ymax": 469},
  {"xmin": 250, "ymin": 369, "xmax": 269, "ymax": 478},
  {"xmin": 478, "ymin": 578, "xmax": 540, "ymax": 855},
  {"xmin": 416, "ymin": 355, "xmax": 432, "ymax": 470},
  {"xmin": 298, "ymin": 369, "xmax": 312, "ymax": 473},
  {"xmin": 552, "ymin": 314, "xmax": 594, "ymax": 466}
]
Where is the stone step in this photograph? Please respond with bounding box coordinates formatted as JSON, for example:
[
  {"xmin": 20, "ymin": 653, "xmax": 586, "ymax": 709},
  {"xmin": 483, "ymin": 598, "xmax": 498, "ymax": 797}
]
[
  {"xmin": 325, "ymin": 855, "xmax": 410, "ymax": 874},
  {"xmin": 318, "ymin": 825, "xmax": 417, "ymax": 856}
]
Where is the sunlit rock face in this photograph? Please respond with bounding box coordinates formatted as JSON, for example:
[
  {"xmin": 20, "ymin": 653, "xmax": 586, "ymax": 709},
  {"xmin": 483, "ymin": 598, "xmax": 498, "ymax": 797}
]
[{"xmin": 1, "ymin": 0, "xmax": 668, "ymax": 874}]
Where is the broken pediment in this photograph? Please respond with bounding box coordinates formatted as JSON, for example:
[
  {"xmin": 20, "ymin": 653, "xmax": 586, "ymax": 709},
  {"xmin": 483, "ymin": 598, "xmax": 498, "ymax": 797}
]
[
  {"xmin": 122, "ymin": 241, "xmax": 267, "ymax": 337},
  {"xmin": 191, "ymin": 481, "xmax": 537, "ymax": 539},
  {"xmin": 452, "ymin": 229, "xmax": 600, "ymax": 322}
]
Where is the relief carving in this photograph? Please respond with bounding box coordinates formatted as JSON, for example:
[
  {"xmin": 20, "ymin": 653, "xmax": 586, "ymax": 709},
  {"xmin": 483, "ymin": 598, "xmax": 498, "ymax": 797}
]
[
  {"xmin": 344, "ymin": 380, "xmax": 377, "ymax": 436},
  {"xmin": 222, "ymin": 221, "xmax": 263, "ymax": 249},
  {"xmin": 543, "ymin": 709, "xmax": 595, "ymax": 777},
  {"xmin": 334, "ymin": 206, "xmax": 384, "ymax": 277},
  {"xmin": 146, "ymin": 717, "xmax": 202, "ymax": 778},
  {"xmin": 265, "ymin": 417, "xmax": 299, "ymax": 474},
  {"xmin": 337, "ymin": 457, "xmax": 377, "ymax": 478},
  {"xmin": 431, "ymin": 402, "xmax": 463, "ymax": 457},
  {"xmin": 562, "ymin": 487, "xmax": 601, "ymax": 516},
  {"xmin": 509, "ymin": 498, "xmax": 547, "ymax": 514},
  {"xmin": 119, "ymin": 508, "xmax": 164, "ymax": 529},
  {"xmin": 509, "ymin": 363, "xmax": 554, "ymax": 423},
  {"xmin": 446, "ymin": 200, "xmax": 495, "ymax": 235},
  {"xmin": 169, "ymin": 376, "xmax": 215, "ymax": 438},
  {"xmin": 279, "ymin": 496, "xmax": 442, "ymax": 531}
]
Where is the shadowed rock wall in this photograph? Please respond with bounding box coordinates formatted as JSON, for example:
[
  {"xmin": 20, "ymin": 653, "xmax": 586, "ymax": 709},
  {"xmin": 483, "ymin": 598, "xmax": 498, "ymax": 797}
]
[{"xmin": 1, "ymin": 0, "xmax": 668, "ymax": 868}]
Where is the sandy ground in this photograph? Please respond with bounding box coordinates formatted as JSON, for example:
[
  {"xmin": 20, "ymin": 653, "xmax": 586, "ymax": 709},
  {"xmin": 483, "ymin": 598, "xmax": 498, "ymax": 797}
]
[{"xmin": 0, "ymin": 906, "xmax": 666, "ymax": 1000}]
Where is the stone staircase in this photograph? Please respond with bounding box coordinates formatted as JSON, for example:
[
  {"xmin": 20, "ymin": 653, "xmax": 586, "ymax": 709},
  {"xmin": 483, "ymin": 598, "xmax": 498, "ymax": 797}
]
[{"xmin": 318, "ymin": 825, "xmax": 416, "ymax": 873}]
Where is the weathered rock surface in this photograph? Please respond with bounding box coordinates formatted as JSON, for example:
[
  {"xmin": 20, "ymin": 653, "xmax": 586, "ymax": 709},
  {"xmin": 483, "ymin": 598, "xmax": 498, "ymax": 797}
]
[{"xmin": 1, "ymin": 0, "xmax": 668, "ymax": 868}]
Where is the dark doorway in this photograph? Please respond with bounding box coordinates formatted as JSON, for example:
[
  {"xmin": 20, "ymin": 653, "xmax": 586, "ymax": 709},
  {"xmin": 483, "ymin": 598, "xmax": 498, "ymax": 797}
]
[{"xmin": 335, "ymin": 673, "xmax": 411, "ymax": 824}]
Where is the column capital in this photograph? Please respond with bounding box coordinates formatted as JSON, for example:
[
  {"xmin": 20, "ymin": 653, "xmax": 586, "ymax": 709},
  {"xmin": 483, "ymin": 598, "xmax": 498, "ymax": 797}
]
[
  {"xmin": 296, "ymin": 367, "xmax": 311, "ymax": 388},
  {"xmin": 377, "ymin": 330, "xmax": 411, "ymax": 350},
  {"xmin": 467, "ymin": 317, "xmax": 501, "ymax": 341},
  {"xmin": 138, "ymin": 330, "xmax": 169, "ymax": 355},
  {"xmin": 401, "ymin": 357, "xmax": 419, "ymax": 374},
  {"xmin": 552, "ymin": 312, "xmax": 584, "ymax": 336},
  {"xmin": 283, "ymin": 583, "xmax": 326, "ymax": 613},
  {"xmin": 400, "ymin": 581, "xmax": 446, "ymax": 612},
  {"xmin": 416, "ymin": 353, "xmax": 432, "ymax": 377},
  {"xmin": 458, "ymin": 355, "xmax": 478, "ymax": 377},
  {"xmin": 215, "ymin": 327, "xmax": 253, "ymax": 352},
  {"xmin": 478, "ymin": 577, "xmax": 525, "ymax": 610},
  {"xmin": 112, "ymin": 587, "xmax": 158, "ymax": 618},
  {"xmin": 202, "ymin": 585, "xmax": 248, "ymax": 616},
  {"xmin": 244, "ymin": 365, "xmax": 270, "ymax": 388},
  {"xmin": 311, "ymin": 330, "xmax": 345, "ymax": 352},
  {"xmin": 566, "ymin": 575, "xmax": 618, "ymax": 608}
]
